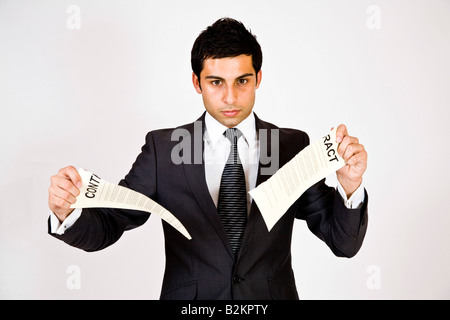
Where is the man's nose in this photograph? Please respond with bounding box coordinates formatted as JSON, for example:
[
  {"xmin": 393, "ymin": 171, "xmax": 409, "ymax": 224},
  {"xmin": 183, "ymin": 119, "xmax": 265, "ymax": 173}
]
[{"xmin": 223, "ymin": 85, "xmax": 238, "ymax": 105}]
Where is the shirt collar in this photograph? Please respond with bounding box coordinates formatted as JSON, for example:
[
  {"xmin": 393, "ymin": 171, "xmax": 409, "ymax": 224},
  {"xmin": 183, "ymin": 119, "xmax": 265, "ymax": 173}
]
[{"xmin": 204, "ymin": 111, "xmax": 256, "ymax": 148}]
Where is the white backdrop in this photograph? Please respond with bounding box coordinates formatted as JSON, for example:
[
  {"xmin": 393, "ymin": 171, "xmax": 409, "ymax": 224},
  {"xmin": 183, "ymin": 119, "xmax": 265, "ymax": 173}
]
[{"xmin": 1, "ymin": 0, "xmax": 449, "ymax": 300}]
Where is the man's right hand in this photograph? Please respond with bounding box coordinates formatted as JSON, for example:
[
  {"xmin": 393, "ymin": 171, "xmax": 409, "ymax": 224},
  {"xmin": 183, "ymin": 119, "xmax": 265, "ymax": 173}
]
[{"xmin": 48, "ymin": 166, "xmax": 82, "ymax": 223}]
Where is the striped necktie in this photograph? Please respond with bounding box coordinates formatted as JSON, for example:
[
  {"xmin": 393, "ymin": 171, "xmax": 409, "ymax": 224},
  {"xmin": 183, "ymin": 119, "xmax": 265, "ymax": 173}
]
[{"xmin": 217, "ymin": 128, "xmax": 247, "ymax": 256}]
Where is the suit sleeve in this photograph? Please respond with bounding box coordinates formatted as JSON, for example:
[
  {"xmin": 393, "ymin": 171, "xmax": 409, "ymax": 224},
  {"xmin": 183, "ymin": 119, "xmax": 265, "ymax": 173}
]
[
  {"xmin": 295, "ymin": 133, "xmax": 369, "ymax": 258},
  {"xmin": 48, "ymin": 132, "xmax": 158, "ymax": 252}
]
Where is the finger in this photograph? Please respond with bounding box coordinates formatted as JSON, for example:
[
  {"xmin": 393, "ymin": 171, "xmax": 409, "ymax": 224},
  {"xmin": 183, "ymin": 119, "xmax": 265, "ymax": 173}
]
[
  {"xmin": 342, "ymin": 143, "xmax": 365, "ymax": 163},
  {"xmin": 51, "ymin": 174, "xmax": 80, "ymax": 198},
  {"xmin": 335, "ymin": 124, "xmax": 348, "ymax": 143},
  {"xmin": 345, "ymin": 149, "xmax": 368, "ymax": 167},
  {"xmin": 49, "ymin": 184, "xmax": 77, "ymax": 204},
  {"xmin": 48, "ymin": 192, "xmax": 73, "ymax": 211},
  {"xmin": 337, "ymin": 135, "xmax": 359, "ymax": 158},
  {"xmin": 59, "ymin": 166, "xmax": 82, "ymax": 189}
]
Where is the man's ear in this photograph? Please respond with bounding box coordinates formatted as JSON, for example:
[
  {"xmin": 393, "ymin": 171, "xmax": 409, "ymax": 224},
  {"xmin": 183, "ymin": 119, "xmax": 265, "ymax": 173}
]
[
  {"xmin": 192, "ymin": 72, "xmax": 202, "ymax": 93},
  {"xmin": 255, "ymin": 70, "xmax": 262, "ymax": 89}
]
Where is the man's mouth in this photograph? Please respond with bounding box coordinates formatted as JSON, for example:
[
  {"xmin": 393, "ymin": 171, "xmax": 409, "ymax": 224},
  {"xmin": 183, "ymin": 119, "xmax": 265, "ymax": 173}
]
[{"xmin": 222, "ymin": 110, "xmax": 240, "ymax": 117}]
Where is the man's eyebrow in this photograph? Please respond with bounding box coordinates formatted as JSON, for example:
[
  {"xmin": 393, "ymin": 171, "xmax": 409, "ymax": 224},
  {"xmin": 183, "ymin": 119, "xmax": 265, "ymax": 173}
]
[
  {"xmin": 236, "ymin": 73, "xmax": 255, "ymax": 79},
  {"xmin": 205, "ymin": 75, "xmax": 225, "ymax": 80},
  {"xmin": 205, "ymin": 73, "xmax": 255, "ymax": 80}
]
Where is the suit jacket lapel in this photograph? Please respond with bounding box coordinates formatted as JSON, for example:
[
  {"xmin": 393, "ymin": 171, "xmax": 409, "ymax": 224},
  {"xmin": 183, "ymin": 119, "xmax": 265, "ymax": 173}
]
[
  {"xmin": 254, "ymin": 114, "xmax": 275, "ymax": 187},
  {"xmin": 182, "ymin": 113, "xmax": 235, "ymax": 260},
  {"xmin": 239, "ymin": 114, "xmax": 276, "ymax": 259}
]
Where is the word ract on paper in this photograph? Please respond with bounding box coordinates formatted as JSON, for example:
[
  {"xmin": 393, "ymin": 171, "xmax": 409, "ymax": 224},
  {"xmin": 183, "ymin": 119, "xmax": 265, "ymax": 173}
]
[
  {"xmin": 71, "ymin": 168, "xmax": 192, "ymax": 240},
  {"xmin": 249, "ymin": 127, "xmax": 345, "ymax": 231}
]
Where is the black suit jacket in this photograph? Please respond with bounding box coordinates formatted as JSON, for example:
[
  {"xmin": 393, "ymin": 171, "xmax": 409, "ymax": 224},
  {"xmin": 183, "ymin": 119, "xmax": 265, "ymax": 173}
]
[{"xmin": 49, "ymin": 113, "xmax": 368, "ymax": 299}]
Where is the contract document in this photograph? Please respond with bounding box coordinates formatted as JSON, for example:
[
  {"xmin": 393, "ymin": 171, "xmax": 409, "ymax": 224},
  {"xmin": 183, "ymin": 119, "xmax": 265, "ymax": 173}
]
[
  {"xmin": 71, "ymin": 168, "xmax": 192, "ymax": 240},
  {"xmin": 249, "ymin": 127, "xmax": 346, "ymax": 231}
]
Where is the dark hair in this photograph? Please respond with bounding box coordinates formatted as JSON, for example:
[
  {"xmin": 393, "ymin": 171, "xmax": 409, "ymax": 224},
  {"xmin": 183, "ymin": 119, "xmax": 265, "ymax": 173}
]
[{"xmin": 191, "ymin": 17, "xmax": 263, "ymax": 80}]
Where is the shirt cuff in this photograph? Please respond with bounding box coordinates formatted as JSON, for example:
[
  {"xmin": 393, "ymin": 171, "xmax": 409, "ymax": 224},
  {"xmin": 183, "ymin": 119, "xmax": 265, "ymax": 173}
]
[
  {"xmin": 49, "ymin": 208, "xmax": 82, "ymax": 235},
  {"xmin": 336, "ymin": 180, "xmax": 365, "ymax": 209}
]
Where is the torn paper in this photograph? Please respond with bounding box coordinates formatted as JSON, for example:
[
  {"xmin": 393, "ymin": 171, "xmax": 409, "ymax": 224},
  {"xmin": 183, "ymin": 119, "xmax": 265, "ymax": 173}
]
[
  {"xmin": 71, "ymin": 168, "xmax": 192, "ymax": 240},
  {"xmin": 249, "ymin": 127, "xmax": 345, "ymax": 231}
]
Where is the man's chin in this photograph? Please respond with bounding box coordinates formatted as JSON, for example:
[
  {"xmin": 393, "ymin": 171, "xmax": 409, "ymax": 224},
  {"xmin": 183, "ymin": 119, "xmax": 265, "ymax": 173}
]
[{"xmin": 220, "ymin": 117, "xmax": 241, "ymax": 128}]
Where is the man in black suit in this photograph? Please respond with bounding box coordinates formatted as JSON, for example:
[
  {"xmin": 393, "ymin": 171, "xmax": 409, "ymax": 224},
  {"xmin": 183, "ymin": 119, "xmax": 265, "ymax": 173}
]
[{"xmin": 48, "ymin": 18, "xmax": 368, "ymax": 299}]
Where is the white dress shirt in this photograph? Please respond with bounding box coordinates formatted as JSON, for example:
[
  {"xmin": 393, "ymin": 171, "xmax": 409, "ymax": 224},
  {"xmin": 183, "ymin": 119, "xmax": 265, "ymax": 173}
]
[
  {"xmin": 204, "ymin": 111, "xmax": 259, "ymax": 214},
  {"xmin": 50, "ymin": 112, "xmax": 365, "ymax": 235}
]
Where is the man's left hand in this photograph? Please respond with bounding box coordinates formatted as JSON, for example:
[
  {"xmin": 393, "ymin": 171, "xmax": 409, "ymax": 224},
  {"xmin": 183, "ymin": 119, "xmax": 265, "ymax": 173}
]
[{"xmin": 335, "ymin": 124, "xmax": 367, "ymax": 198}]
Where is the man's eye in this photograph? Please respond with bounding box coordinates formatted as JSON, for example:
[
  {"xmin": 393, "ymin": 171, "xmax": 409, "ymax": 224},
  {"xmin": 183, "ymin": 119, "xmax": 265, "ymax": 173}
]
[
  {"xmin": 237, "ymin": 79, "xmax": 248, "ymax": 85},
  {"xmin": 211, "ymin": 80, "xmax": 222, "ymax": 86}
]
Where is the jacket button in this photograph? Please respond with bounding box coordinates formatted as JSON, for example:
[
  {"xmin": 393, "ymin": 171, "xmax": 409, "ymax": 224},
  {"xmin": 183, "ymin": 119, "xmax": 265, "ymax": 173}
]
[{"xmin": 233, "ymin": 274, "xmax": 243, "ymax": 284}]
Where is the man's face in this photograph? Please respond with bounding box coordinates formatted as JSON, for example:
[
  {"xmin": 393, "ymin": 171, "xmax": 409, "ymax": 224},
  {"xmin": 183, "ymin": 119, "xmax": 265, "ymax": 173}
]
[{"xmin": 192, "ymin": 54, "xmax": 262, "ymax": 128}]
